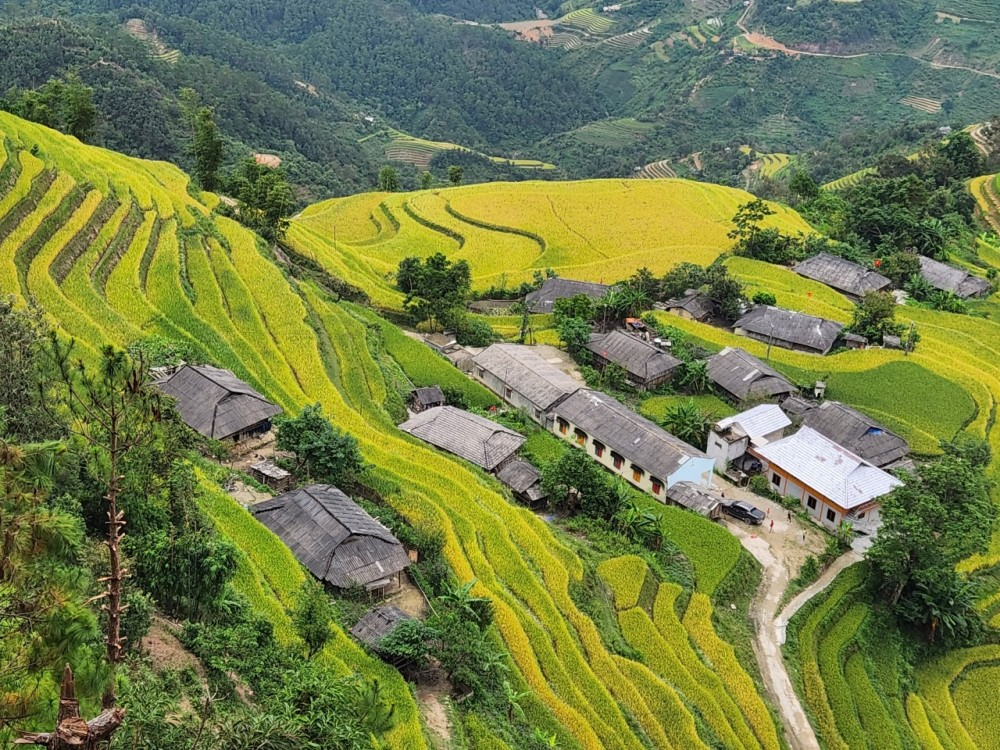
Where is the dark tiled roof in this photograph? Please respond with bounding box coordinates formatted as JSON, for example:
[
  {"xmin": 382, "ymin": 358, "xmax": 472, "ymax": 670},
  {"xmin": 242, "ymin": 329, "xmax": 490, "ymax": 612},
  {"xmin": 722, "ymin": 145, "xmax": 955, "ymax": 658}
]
[
  {"xmin": 473, "ymin": 345, "xmax": 580, "ymax": 410},
  {"xmin": 706, "ymin": 347, "xmax": 795, "ymax": 402},
  {"xmin": 663, "ymin": 291, "xmax": 714, "ymax": 320},
  {"xmin": 553, "ymin": 390, "xmax": 708, "ymax": 481},
  {"xmin": 734, "ymin": 306, "xmax": 843, "ymax": 354},
  {"xmin": 801, "ymin": 401, "xmax": 909, "ymax": 468},
  {"xmin": 251, "ymin": 485, "xmax": 410, "ymax": 588},
  {"xmin": 412, "ymin": 386, "xmax": 445, "ymax": 407},
  {"xmin": 794, "ymin": 253, "xmax": 891, "ymax": 298},
  {"xmin": 586, "ymin": 331, "xmax": 681, "ymax": 383},
  {"xmin": 918, "ymin": 256, "xmax": 990, "ymax": 298},
  {"xmin": 350, "ymin": 606, "xmax": 414, "ymax": 646},
  {"xmin": 156, "ymin": 364, "xmax": 282, "ymax": 440},
  {"xmin": 398, "ymin": 406, "xmax": 524, "ymax": 471},
  {"xmin": 524, "ymin": 278, "xmax": 610, "ymax": 313},
  {"xmin": 496, "ymin": 458, "xmax": 543, "ymax": 495}
]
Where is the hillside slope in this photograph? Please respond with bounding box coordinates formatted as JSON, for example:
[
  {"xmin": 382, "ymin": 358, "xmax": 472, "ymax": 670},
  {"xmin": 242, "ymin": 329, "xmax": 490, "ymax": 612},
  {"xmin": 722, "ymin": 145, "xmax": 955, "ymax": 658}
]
[
  {"xmin": 291, "ymin": 179, "xmax": 812, "ymax": 307},
  {"xmin": 0, "ymin": 112, "xmax": 794, "ymax": 750}
]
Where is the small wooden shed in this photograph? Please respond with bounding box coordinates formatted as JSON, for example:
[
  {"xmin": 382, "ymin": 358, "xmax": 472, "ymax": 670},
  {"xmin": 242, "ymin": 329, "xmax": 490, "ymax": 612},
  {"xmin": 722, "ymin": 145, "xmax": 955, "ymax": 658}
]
[
  {"xmin": 249, "ymin": 459, "xmax": 293, "ymax": 492},
  {"xmin": 351, "ymin": 606, "xmax": 414, "ymax": 648},
  {"xmin": 410, "ymin": 386, "xmax": 446, "ymax": 413}
]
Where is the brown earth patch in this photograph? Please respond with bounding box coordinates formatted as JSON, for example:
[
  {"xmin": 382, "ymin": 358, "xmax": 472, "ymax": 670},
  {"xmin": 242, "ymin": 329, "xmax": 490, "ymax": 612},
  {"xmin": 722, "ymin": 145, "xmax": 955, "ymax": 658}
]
[{"xmin": 254, "ymin": 153, "xmax": 282, "ymax": 168}]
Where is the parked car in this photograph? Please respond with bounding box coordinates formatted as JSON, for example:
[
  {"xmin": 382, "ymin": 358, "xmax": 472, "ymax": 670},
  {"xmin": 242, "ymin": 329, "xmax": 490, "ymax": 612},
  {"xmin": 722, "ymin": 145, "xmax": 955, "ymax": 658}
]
[{"xmin": 723, "ymin": 500, "xmax": 766, "ymax": 525}]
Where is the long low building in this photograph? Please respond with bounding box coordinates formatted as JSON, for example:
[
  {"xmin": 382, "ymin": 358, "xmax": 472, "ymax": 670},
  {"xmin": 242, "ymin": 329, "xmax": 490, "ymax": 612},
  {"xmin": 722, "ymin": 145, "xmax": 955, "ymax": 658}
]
[
  {"xmin": 918, "ymin": 255, "xmax": 990, "ymax": 299},
  {"xmin": 525, "ymin": 277, "xmax": 611, "ymax": 314},
  {"xmin": 472, "ymin": 344, "xmax": 581, "ymax": 423},
  {"xmin": 749, "ymin": 427, "xmax": 902, "ymax": 533},
  {"xmin": 398, "ymin": 406, "xmax": 525, "ymax": 472},
  {"xmin": 550, "ymin": 389, "xmax": 714, "ymax": 500},
  {"xmin": 734, "ymin": 305, "xmax": 843, "ymax": 355},
  {"xmin": 793, "ymin": 252, "xmax": 891, "ymax": 300},
  {"xmin": 585, "ymin": 330, "xmax": 682, "ymax": 391},
  {"xmin": 707, "ymin": 347, "xmax": 796, "ymax": 403}
]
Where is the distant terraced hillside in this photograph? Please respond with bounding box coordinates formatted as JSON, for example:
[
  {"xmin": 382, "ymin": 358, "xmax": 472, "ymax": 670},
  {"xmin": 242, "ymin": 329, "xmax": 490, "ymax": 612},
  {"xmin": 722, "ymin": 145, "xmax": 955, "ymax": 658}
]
[{"xmin": 290, "ymin": 179, "xmax": 812, "ymax": 308}]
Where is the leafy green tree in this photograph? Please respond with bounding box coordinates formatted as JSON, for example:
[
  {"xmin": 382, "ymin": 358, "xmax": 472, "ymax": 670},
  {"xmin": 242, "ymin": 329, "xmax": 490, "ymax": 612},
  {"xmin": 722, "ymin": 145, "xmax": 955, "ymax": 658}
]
[
  {"xmin": 292, "ymin": 579, "xmax": 337, "ymax": 659},
  {"xmin": 0, "ymin": 297, "xmax": 50, "ymax": 443},
  {"xmin": 448, "ymin": 165, "xmax": 464, "ymax": 185},
  {"xmin": 191, "ymin": 106, "xmax": 224, "ymax": 191},
  {"xmin": 728, "ymin": 199, "xmax": 775, "ymax": 252},
  {"xmin": 938, "ymin": 132, "xmax": 984, "ymax": 180},
  {"xmin": 868, "ymin": 455, "xmax": 995, "ymax": 645},
  {"xmin": 752, "ymin": 291, "xmax": 777, "ymax": 306},
  {"xmin": 941, "ymin": 432, "xmax": 991, "ymax": 469},
  {"xmin": 396, "ymin": 253, "xmax": 472, "ymax": 328},
  {"xmin": 556, "ymin": 316, "xmax": 592, "ymax": 359},
  {"xmin": 878, "ymin": 250, "xmax": 921, "ymax": 288},
  {"xmin": 704, "ymin": 263, "xmax": 747, "ymax": 323},
  {"xmin": 542, "ymin": 448, "xmax": 620, "ymax": 519},
  {"xmin": 846, "ymin": 291, "xmax": 904, "ymax": 343},
  {"xmin": 677, "ymin": 360, "xmax": 712, "ymax": 395},
  {"xmin": 378, "ymin": 165, "xmax": 400, "ymax": 192},
  {"xmin": 626, "ymin": 267, "xmax": 659, "ymax": 299},
  {"xmin": 420, "ymin": 171, "xmax": 433, "ymax": 189},
  {"xmin": 789, "ymin": 171, "xmax": 819, "ymax": 201},
  {"xmin": 600, "ymin": 362, "xmax": 628, "ymax": 392},
  {"xmin": 614, "ymin": 503, "xmax": 661, "ymax": 548},
  {"xmin": 3, "ymin": 72, "xmax": 97, "ymax": 142},
  {"xmin": 660, "ymin": 262, "xmax": 705, "ymax": 300},
  {"xmin": 230, "ymin": 158, "xmax": 295, "ymax": 242},
  {"xmin": 552, "ymin": 293, "xmax": 595, "ymax": 324},
  {"xmin": 660, "ymin": 400, "xmax": 712, "ymax": 449},
  {"xmin": 275, "ymin": 404, "xmax": 364, "ymax": 487}
]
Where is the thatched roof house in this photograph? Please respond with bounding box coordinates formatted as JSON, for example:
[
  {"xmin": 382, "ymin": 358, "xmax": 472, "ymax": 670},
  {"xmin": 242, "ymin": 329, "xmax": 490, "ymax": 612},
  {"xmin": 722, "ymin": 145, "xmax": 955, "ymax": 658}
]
[
  {"xmin": 156, "ymin": 364, "xmax": 282, "ymax": 441},
  {"xmin": 251, "ymin": 485, "xmax": 410, "ymax": 590},
  {"xmin": 398, "ymin": 406, "xmax": 524, "ymax": 471},
  {"xmin": 800, "ymin": 401, "xmax": 909, "ymax": 469},
  {"xmin": 525, "ymin": 278, "xmax": 610, "ymax": 313},
  {"xmin": 472, "ymin": 344, "xmax": 580, "ymax": 422},
  {"xmin": 351, "ymin": 606, "xmax": 414, "ymax": 647},
  {"xmin": 793, "ymin": 253, "xmax": 891, "ymax": 299},
  {"xmin": 918, "ymin": 256, "xmax": 990, "ymax": 298},
  {"xmin": 585, "ymin": 331, "xmax": 682, "ymax": 390},
  {"xmin": 706, "ymin": 347, "xmax": 795, "ymax": 403},
  {"xmin": 733, "ymin": 306, "xmax": 843, "ymax": 355}
]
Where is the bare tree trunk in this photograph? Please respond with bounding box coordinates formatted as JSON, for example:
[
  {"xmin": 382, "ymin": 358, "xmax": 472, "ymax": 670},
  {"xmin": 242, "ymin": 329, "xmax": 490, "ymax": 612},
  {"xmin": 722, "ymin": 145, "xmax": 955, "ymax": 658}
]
[
  {"xmin": 16, "ymin": 666, "xmax": 124, "ymax": 748},
  {"xmin": 102, "ymin": 409, "xmax": 127, "ymax": 709}
]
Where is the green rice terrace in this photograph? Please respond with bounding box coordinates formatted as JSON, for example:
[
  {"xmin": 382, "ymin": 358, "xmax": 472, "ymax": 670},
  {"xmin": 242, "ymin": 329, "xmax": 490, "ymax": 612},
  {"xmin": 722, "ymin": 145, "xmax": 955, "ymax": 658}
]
[{"xmin": 5, "ymin": 109, "xmax": 1000, "ymax": 748}]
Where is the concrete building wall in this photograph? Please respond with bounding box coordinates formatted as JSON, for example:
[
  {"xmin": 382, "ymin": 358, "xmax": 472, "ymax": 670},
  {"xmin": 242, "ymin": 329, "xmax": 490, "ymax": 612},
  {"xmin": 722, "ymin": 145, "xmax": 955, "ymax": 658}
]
[
  {"xmin": 761, "ymin": 461, "xmax": 851, "ymax": 531},
  {"xmin": 472, "ymin": 367, "xmax": 546, "ymax": 423},
  {"xmin": 706, "ymin": 430, "xmax": 748, "ymax": 472}
]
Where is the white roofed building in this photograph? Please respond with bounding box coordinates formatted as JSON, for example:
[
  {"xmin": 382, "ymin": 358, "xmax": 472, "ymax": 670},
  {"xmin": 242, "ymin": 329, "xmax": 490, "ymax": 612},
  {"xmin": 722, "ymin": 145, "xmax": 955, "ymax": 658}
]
[
  {"xmin": 706, "ymin": 404, "xmax": 791, "ymax": 473},
  {"xmin": 749, "ymin": 427, "xmax": 902, "ymax": 534}
]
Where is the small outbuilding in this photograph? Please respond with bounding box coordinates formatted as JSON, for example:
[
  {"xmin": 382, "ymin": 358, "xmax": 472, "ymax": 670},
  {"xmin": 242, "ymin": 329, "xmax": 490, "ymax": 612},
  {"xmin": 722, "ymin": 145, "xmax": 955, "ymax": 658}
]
[
  {"xmin": 706, "ymin": 347, "xmax": 796, "ymax": 403},
  {"xmin": 585, "ymin": 330, "xmax": 682, "ymax": 391},
  {"xmin": 918, "ymin": 256, "xmax": 990, "ymax": 299},
  {"xmin": 664, "ymin": 481, "xmax": 722, "ymax": 519},
  {"xmin": 733, "ymin": 306, "xmax": 843, "ymax": 355},
  {"xmin": 410, "ymin": 386, "xmax": 446, "ymax": 413},
  {"xmin": 800, "ymin": 400, "xmax": 910, "ymax": 469},
  {"xmin": 662, "ymin": 290, "xmax": 714, "ymax": 322},
  {"xmin": 706, "ymin": 404, "xmax": 791, "ymax": 472},
  {"xmin": 398, "ymin": 406, "xmax": 525, "ymax": 472},
  {"xmin": 156, "ymin": 364, "xmax": 282, "ymax": 442},
  {"xmin": 496, "ymin": 458, "xmax": 547, "ymax": 507},
  {"xmin": 251, "ymin": 484, "xmax": 411, "ymax": 592},
  {"xmin": 351, "ymin": 606, "xmax": 415, "ymax": 650},
  {"xmin": 525, "ymin": 278, "xmax": 611, "ymax": 314},
  {"xmin": 793, "ymin": 253, "xmax": 891, "ymax": 300},
  {"xmin": 472, "ymin": 344, "xmax": 581, "ymax": 423},
  {"xmin": 249, "ymin": 459, "xmax": 293, "ymax": 492}
]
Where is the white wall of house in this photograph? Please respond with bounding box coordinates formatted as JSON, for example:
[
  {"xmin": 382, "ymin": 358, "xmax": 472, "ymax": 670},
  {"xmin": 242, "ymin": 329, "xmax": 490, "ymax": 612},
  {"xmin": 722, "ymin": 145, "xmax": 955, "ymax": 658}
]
[
  {"xmin": 550, "ymin": 414, "xmax": 713, "ymax": 502},
  {"xmin": 706, "ymin": 431, "xmax": 747, "ymax": 472},
  {"xmin": 761, "ymin": 462, "xmax": 851, "ymax": 531},
  {"xmin": 473, "ymin": 367, "xmax": 546, "ymax": 423}
]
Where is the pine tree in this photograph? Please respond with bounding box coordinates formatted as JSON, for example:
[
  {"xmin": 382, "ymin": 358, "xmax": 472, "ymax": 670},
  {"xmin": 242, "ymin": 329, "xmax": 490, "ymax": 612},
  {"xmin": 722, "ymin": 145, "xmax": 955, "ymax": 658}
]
[{"xmin": 191, "ymin": 107, "xmax": 224, "ymax": 191}]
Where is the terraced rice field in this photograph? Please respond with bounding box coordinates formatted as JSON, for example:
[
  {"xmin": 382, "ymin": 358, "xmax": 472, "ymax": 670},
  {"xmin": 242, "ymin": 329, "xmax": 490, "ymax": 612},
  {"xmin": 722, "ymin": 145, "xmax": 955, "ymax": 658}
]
[
  {"xmin": 602, "ymin": 26, "xmax": 653, "ymax": 50},
  {"xmin": 757, "ymin": 153, "xmax": 792, "ymax": 178},
  {"xmin": 0, "ymin": 111, "xmax": 792, "ymax": 750},
  {"xmin": 822, "ymin": 167, "xmax": 876, "ymax": 191},
  {"xmin": 568, "ymin": 118, "xmax": 655, "ymax": 146},
  {"xmin": 290, "ymin": 180, "xmax": 812, "ymax": 308},
  {"xmin": 636, "ymin": 159, "xmax": 677, "ymax": 179},
  {"xmin": 380, "ymin": 129, "xmax": 556, "ymax": 171},
  {"xmin": 558, "ymin": 7, "xmax": 615, "ymax": 34},
  {"xmin": 549, "ymin": 32, "xmax": 583, "ymax": 49},
  {"xmin": 970, "ymin": 173, "xmax": 1000, "ymax": 233},
  {"xmin": 900, "ymin": 95, "xmax": 944, "ymax": 113}
]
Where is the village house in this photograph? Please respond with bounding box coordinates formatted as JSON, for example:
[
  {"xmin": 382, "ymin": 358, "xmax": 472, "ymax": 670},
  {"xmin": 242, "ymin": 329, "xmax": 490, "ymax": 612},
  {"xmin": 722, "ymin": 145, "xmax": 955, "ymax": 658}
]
[
  {"xmin": 410, "ymin": 386, "xmax": 446, "ymax": 413},
  {"xmin": 733, "ymin": 306, "xmax": 843, "ymax": 355},
  {"xmin": 251, "ymin": 484, "xmax": 411, "ymax": 593},
  {"xmin": 550, "ymin": 389, "xmax": 714, "ymax": 500},
  {"xmin": 155, "ymin": 364, "xmax": 282, "ymax": 442},
  {"xmin": 706, "ymin": 403, "xmax": 792, "ymax": 473},
  {"xmin": 525, "ymin": 277, "xmax": 611, "ymax": 314},
  {"xmin": 749, "ymin": 427, "xmax": 902, "ymax": 533},
  {"xmin": 472, "ymin": 344, "xmax": 581, "ymax": 423},
  {"xmin": 585, "ymin": 330, "xmax": 682, "ymax": 390},
  {"xmin": 398, "ymin": 405, "xmax": 524, "ymax": 472},
  {"xmin": 917, "ymin": 256, "xmax": 991, "ymax": 298},
  {"xmin": 799, "ymin": 400, "xmax": 910, "ymax": 470},
  {"xmin": 662, "ymin": 290, "xmax": 714, "ymax": 322},
  {"xmin": 351, "ymin": 606, "xmax": 415, "ymax": 662},
  {"xmin": 793, "ymin": 252, "xmax": 892, "ymax": 300},
  {"xmin": 495, "ymin": 458, "xmax": 548, "ymax": 506},
  {"xmin": 706, "ymin": 347, "xmax": 796, "ymax": 403},
  {"xmin": 249, "ymin": 459, "xmax": 293, "ymax": 492}
]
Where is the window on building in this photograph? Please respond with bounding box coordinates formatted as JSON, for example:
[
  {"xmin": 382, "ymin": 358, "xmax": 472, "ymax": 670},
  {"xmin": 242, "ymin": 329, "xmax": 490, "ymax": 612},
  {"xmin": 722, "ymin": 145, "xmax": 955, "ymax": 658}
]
[
  {"xmin": 807, "ymin": 496, "xmax": 817, "ymax": 510},
  {"xmin": 771, "ymin": 472, "xmax": 781, "ymax": 486},
  {"xmin": 593, "ymin": 441, "xmax": 605, "ymax": 458},
  {"xmin": 557, "ymin": 418, "xmax": 568, "ymax": 435},
  {"xmin": 504, "ymin": 386, "xmax": 512, "ymax": 400},
  {"xmin": 477, "ymin": 367, "xmax": 484, "ymax": 378},
  {"xmin": 612, "ymin": 453, "xmax": 624, "ymax": 470},
  {"xmin": 534, "ymin": 410, "xmax": 542, "ymax": 420},
  {"xmin": 857, "ymin": 512, "xmax": 866, "ymax": 519},
  {"xmin": 651, "ymin": 478, "xmax": 663, "ymax": 495},
  {"xmin": 574, "ymin": 429, "xmax": 587, "ymax": 446},
  {"xmin": 631, "ymin": 465, "xmax": 645, "ymax": 483},
  {"xmin": 826, "ymin": 508, "xmax": 836, "ymax": 523}
]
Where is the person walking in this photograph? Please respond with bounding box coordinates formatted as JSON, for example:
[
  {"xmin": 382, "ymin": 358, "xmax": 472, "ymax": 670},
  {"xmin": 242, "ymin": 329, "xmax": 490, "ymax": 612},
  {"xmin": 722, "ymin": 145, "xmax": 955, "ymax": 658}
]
[
  {"xmin": 787, "ymin": 510, "xmax": 791, "ymax": 522},
  {"xmin": 769, "ymin": 519, "xmax": 774, "ymax": 533}
]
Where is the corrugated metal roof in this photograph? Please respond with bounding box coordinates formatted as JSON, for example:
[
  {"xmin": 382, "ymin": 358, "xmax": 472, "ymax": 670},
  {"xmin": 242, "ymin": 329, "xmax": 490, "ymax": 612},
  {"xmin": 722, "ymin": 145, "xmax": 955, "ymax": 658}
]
[
  {"xmin": 553, "ymin": 390, "xmax": 707, "ymax": 481},
  {"xmin": 585, "ymin": 331, "xmax": 681, "ymax": 383},
  {"xmin": 398, "ymin": 406, "xmax": 525, "ymax": 471},
  {"xmin": 751, "ymin": 427, "xmax": 902, "ymax": 509},
  {"xmin": 794, "ymin": 253, "xmax": 891, "ymax": 298},
  {"xmin": 524, "ymin": 278, "xmax": 610, "ymax": 313},
  {"xmin": 473, "ymin": 345, "xmax": 580, "ymax": 410},
  {"xmin": 664, "ymin": 481, "xmax": 720, "ymax": 516},
  {"xmin": 801, "ymin": 401, "xmax": 909, "ymax": 468},
  {"xmin": 918, "ymin": 255, "xmax": 990, "ymax": 298},
  {"xmin": 251, "ymin": 485, "xmax": 410, "ymax": 588},
  {"xmin": 350, "ymin": 606, "xmax": 414, "ymax": 646},
  {"xmin": 706, "ymin": 347, "xmax": 795, "ymax": 401},
  {"xmin": 734, "ymin": 306, "xmax": 843, "ymax": 355},
  {"xmin": 156, "ymin": 364, "xmax": 282, "ymax": 440},
  {"xmin": 715, "ymin": 404, "xmax": 790, "ymax": 440}
]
